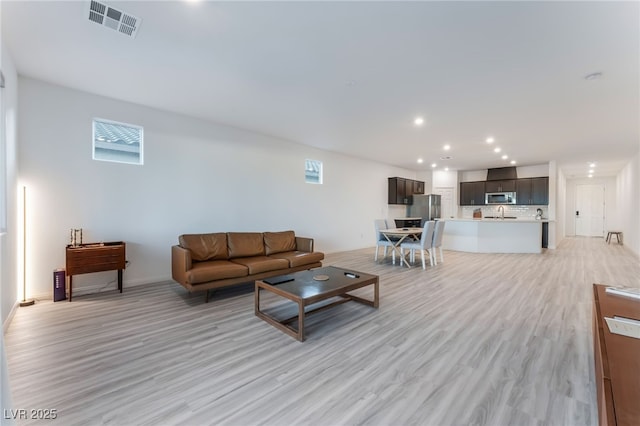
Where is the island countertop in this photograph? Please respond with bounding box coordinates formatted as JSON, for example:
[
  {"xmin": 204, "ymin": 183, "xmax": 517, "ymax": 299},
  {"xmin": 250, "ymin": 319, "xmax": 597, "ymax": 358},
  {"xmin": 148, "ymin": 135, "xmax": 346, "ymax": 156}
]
[
  {"xmin": 442, "ymin": 218, "xmax": 549, "ymax": 253},
  {"xmin": 447, "ymin": 218, "xmax": 553, "ymax": 223}
]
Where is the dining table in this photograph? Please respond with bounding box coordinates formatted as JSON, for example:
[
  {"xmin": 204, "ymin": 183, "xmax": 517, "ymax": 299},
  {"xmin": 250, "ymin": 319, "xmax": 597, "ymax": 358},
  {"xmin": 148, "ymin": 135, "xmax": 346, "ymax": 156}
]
[{"xmin": 378, "ymin": 227, "xmax": 423, "ymax": 267}]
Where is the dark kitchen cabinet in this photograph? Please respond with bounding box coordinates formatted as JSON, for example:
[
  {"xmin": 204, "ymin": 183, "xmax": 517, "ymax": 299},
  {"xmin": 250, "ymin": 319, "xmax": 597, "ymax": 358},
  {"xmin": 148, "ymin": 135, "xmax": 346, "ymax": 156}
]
[
  {"xmin": 459, "ymin": 181, "xmax": 486, "ymax": 206},
  {"xmin": 516, "ymin": 177, "xmax": 549, "ymax": 205},
  {"xmin": 388, "ymin": 177, "xmax": 425, "ymax": 205},
  {"xmin": 485, "ymin": 179, "xmax": 516, "ymax": 192},
  {"xmin": 388, "ymin": 177, "xmax": 408, "ymax": 204},
  {"xmin": 531, "ymin": 177, "xmax": 549, "ymax": 205},
  {"xmin": 413, "ymin": 180, "xmax": 425, "ymax": 195},
  {"xmin": 515, "ymin": 179, "xmax": 533, "ymax": 205}
]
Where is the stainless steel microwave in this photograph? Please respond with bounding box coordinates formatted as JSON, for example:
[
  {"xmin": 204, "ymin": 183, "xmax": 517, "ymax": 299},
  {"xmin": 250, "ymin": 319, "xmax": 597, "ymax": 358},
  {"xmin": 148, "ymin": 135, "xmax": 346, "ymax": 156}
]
[{"xmin": 485, "ymin": 192, "xmax": 516, "ymax": 204}]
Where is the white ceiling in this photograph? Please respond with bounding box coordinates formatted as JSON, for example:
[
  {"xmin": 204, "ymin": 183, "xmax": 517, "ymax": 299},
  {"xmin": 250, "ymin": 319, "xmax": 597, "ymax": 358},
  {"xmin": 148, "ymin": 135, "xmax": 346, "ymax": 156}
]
[{"xmin": 2, "ymin": 1, "xmax": 638, "ymax": 178}]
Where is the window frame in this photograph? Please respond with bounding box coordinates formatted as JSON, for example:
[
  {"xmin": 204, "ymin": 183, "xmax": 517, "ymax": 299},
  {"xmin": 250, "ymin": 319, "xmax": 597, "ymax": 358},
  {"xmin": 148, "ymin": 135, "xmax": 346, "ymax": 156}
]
[
  {"xmin": 92, "ymin": 117, "xmax": 144, "ymax": 165},
  {"xmin": 305, "ymin": 159, "xmax": 323, "ymax": 184}
]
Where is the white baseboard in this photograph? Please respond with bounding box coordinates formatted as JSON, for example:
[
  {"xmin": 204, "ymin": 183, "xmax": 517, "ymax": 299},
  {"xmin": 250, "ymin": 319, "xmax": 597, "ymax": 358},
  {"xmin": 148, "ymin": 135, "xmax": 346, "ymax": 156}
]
[
  {"xmin": 32, "ymin": 275, "xmax": 173, "ymax": 300},
  {"xmin": 2, "ymin": 301, "xmax": 19, "ymax": 334}
]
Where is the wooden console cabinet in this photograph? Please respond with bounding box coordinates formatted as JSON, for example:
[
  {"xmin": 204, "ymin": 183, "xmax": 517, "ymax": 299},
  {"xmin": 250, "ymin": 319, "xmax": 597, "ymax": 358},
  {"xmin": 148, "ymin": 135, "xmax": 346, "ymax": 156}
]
[
  {"xmin": 593, "ymin": 284, "xmax": 640, "ymax": 426},
  {"xmin": 65, "ymin": 241, "xmax": 126, "ymax": 302}
]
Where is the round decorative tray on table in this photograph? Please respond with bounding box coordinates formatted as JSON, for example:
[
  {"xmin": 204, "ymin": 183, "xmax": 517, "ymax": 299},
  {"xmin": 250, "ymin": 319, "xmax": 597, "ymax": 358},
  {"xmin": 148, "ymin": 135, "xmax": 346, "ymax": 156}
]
[{"xmin": 313, "ymin": 274, "xmax": 330, "ymax": 281}]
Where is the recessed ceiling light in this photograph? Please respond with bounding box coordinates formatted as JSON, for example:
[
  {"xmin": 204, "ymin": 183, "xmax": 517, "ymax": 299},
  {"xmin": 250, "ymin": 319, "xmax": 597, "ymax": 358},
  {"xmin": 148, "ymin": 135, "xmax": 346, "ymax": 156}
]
[
  {"xmin": 414, "ymin": 117, "xmax": 424, "ymax": 126},
  {"xmin": 417, "ymin": 158, "xmax": 424, "ymax": 164},
  {"xmin": 431, "ymin": 163, "xmax": 437, "ymax": 168},
  {"xmin": 588, "ymin": 174, "xmax": 593, "ymax": 178},
  {"xmin": 589, "ymin": 162, "xmax": 596, "ymax": 168},
  {"xmin": 443, "ymin": 144, "xmax": 451, "ymax": 151},
  {"xmin": 501, "ymin": 155, "xmax": 508, "ymax": 160},
  {"xmin": 584, "ymin": 72, "xmax": 603, "ymax": 81},
  {"xmin": 589, "ymin": 168, "xmax": 594, "ymax": 173},
  {"xmin": 445, "ymin": 167, "xmax": 449, "ymax": 171},
  {"xmin": 510, "ymin": 160, "xmax": 516, "ymax": 165},
  {"xmin": 486, "ymin": 137, "xmax": 494, "ymax": 144},
  {"xmin": 494, "ymin": 147, "xmax": 501, "ymax": 153}
]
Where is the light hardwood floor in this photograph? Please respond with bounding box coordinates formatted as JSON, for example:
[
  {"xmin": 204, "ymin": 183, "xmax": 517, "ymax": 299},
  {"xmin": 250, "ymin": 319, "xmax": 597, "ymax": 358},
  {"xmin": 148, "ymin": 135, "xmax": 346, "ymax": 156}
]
[{"xmin": 5, "ymin": 237, "xmax": 639, "ymax": 425}]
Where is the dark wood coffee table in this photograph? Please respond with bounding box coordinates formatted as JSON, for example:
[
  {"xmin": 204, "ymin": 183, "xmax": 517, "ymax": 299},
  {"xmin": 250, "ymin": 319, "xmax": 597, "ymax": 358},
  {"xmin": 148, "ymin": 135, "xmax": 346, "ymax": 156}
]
[{"xmin": 255, "ymin": 266, "xmax": 379, "ymax": 341}]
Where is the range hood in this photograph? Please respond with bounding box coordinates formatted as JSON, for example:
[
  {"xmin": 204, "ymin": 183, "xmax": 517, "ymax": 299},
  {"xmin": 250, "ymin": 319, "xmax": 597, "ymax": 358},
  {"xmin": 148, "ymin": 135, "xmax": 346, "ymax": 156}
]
[{"xmin": 486, "ymin": 167, "xmax": 517, "ymax": 181}]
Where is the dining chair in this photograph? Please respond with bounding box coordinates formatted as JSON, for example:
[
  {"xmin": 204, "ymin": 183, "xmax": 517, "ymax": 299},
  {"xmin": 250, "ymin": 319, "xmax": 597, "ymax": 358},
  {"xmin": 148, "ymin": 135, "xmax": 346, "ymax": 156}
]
[
  {"xmin": 400, "ymin": 220, "xmax": 435, "ymax": 270},
  {"xmin": 431, "ymin": 220, "xmax": 446, "ymax": 265},
  {"xmin": 374, "ymin": 219, "xmax": 396, "ymax": 264}
]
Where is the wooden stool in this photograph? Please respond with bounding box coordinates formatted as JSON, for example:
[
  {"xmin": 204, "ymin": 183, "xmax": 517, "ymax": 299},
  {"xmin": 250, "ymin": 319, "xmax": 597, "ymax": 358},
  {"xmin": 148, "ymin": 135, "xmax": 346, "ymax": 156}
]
[{"xmin": 606, "ymin": 231, "xmax": 623, "ymax": 245}]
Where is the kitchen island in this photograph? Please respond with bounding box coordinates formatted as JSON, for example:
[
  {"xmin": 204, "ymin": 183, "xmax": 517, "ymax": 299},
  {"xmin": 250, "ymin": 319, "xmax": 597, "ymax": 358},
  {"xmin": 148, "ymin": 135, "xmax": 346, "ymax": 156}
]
[{"xmin": 443, "ymin": 218, "xmax": 550, "ymax": 254}]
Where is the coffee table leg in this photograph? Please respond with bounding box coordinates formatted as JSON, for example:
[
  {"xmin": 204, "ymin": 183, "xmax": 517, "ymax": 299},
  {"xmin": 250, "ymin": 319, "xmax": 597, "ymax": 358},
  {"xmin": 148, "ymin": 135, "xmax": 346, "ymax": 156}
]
[
  {"xmin": 374, "ymin": 278, "xmax": 379, "ymax": 308},
  {"xmin": 254, "ymin": 283, "xmax": 260, "ymax": 315},
  {"xmin": 297, "ymin": 301, "xmax": 305, "ymax": 342}
]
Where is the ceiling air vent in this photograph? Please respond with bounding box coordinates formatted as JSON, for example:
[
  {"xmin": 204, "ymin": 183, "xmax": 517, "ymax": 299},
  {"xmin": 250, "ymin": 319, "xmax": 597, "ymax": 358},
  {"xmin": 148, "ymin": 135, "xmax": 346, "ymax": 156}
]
[{"xmin": 87, "ymin": 0, "xmax": 142, "ymax": 38}]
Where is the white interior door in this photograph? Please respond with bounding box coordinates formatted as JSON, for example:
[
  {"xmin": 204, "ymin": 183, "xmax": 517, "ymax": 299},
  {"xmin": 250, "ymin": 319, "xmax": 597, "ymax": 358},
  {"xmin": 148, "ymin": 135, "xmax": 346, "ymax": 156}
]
[
  {"xmin": 575, "ymin": 184, "xmax": 605, "ymax": 237},
  {"xmin": 433, "ymin": 187, "xmax": 454, "ymax": 220}
]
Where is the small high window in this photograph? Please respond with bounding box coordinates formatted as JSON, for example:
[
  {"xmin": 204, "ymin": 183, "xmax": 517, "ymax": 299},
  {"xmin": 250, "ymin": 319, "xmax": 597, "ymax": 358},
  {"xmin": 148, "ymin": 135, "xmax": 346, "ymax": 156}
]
[
  {"xmin": 305, "ymin": 159, "xmax": 323, "ymax": 184},
  {"xmin": 93, "ymin": 118, "xmax": 143, "ymax": 165}
]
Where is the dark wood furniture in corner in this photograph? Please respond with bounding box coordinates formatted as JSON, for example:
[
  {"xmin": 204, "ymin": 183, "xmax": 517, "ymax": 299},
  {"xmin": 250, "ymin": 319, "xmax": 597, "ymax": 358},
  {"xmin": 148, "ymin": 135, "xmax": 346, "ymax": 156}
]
[
  {"xmin": 65, "ymin": 241, "xmax": 126, "ymax": 302},
  {"xmin": 593, "ymin": 284, "xmax": 640, "ymax": 426}
]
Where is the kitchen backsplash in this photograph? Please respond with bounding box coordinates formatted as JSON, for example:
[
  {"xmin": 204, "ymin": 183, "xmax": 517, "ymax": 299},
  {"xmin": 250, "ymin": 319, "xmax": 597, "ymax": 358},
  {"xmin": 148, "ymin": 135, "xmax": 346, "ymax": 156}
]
[{"xmin": 460, "ymin": 205, "xmax": 548, "ymax": 219}]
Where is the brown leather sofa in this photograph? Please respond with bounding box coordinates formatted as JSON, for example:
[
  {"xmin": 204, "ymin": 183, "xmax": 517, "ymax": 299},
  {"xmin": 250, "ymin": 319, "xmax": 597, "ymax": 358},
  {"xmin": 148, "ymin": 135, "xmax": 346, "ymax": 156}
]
[{"xmin": 172, "ymin": 230, "xmax": 324, "ymax": 302}]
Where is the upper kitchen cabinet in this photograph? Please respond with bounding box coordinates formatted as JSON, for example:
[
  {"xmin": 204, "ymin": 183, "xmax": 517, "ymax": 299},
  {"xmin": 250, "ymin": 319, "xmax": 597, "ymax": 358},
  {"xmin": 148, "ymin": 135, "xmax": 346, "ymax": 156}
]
[
  {"xmin": 516, "ymin": 177, "xmax": 549, "ymax": 205},
  {"xmin": 531, "ymin": 177, "xmax": 549, "ymax": 204},
  {"xmin": 459, "ymin": 181, "xmax": 486, "ymax": 206},
  {"xmin": 388, "ymin": 177, "xmax": 425, "ymax": 204},
  {"xmin": 485, "ymin": 179, "xmax": 516, "ymax": 192},
  {"xmin": 413, "ymin": 180, "xmax": 425, "ymax": 195}
]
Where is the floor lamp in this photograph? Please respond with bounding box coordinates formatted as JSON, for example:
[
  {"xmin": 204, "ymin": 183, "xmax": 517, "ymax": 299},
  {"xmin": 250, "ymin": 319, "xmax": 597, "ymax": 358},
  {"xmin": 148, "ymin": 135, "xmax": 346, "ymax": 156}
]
[{"xmin": 20, "ymin": 186, "xmax": 34, "ymax": 307}]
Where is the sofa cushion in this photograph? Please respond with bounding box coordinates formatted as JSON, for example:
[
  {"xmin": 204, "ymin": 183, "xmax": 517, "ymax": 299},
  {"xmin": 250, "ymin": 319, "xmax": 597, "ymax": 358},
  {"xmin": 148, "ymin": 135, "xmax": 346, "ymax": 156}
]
[
  {"xmin": 227, "ymin": 232, "xmax": 265, "ymax": 258},
  {"xmin": 268, "ymin": 251, "xmax": 325, "ymax": 268},
  {"xmin": 230, "ymin": 256, "xmax": 289, "ymax": 275},
  {"xmin": 264, "ymin": 230, "xmax": 297, "ymax": 255},
  {"xmin": 179, "ymin": 233, "xmax": 228, "ymax": 261},
  {"xmin": 186, "ymin": 260, "xmax": 248, "ymax": 284}
]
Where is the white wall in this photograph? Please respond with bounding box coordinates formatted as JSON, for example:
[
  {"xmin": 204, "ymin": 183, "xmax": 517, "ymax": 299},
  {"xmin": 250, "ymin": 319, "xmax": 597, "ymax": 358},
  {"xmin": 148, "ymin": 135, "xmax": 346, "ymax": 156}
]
[
  {"xmin": 18, "ymin": 77, "xmax": 414, "ymax": 298},
  {"xmin": 459, "ymin": 170, "xmax": 487, "ymax": 182},
  {"xmin": 431, "ymin": 170, "xmax": 457, "ymax": 189},
  {"xmin": 564, "ymin": 176, "xmax": 617, "ymax": 237},
  {"xmin": 616, "ymin": 153, "xmax": 640, "ymax": 256},
  {"xmin": 1, "ymin": 34, "xmax": 18, "ymax": 327},
  {"xmin": 1, "ymin": 33, "xmax": 18, "ymax": 426},
  {"xmin": 556, "ymin": 167, "xmax": 567, "ymax": 246},
  {"xmin": 516, "ymin": 164, "xmax": 550, "ymax": 179}
]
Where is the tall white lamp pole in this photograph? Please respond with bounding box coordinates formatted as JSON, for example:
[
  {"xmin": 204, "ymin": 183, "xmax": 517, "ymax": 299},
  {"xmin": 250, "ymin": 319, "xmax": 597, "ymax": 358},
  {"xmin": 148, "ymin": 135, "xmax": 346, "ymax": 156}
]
[{"xmin": 20, "ymin": 186, "xmax": 34, "ymax": 307}]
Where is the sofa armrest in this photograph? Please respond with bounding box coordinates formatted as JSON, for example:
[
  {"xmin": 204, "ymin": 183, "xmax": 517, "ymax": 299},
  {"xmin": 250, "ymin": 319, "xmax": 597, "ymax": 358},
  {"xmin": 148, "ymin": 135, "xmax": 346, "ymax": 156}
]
[
  {"xmin": 295, "ymin": 236, "xmax": 314, "ymax": 253},
  {"xmin": 172, "ymin": 245, "xmax": 192, "ymax": 284}
]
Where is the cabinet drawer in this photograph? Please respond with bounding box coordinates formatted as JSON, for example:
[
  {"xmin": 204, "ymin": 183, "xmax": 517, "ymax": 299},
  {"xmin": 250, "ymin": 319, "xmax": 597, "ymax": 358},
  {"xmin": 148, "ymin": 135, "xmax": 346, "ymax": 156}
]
[
  {"xmin": 67, "ymin": 261, "xmax": 124, "ymax": 275},
  {"xmin": 66, "ymin": 242, "xmax": 126, "ymax": 275},
  {"xmin": 66, "ymin": 246, "xmax": 122, "ymax": 259}
]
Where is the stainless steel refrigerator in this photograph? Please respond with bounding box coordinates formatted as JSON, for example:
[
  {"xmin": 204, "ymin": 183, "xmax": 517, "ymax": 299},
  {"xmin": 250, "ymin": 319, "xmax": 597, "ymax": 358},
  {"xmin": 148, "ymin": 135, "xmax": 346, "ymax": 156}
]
[{"xmin": 407, "ymin": 194, "xmax": 441, "ymax": 224}]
